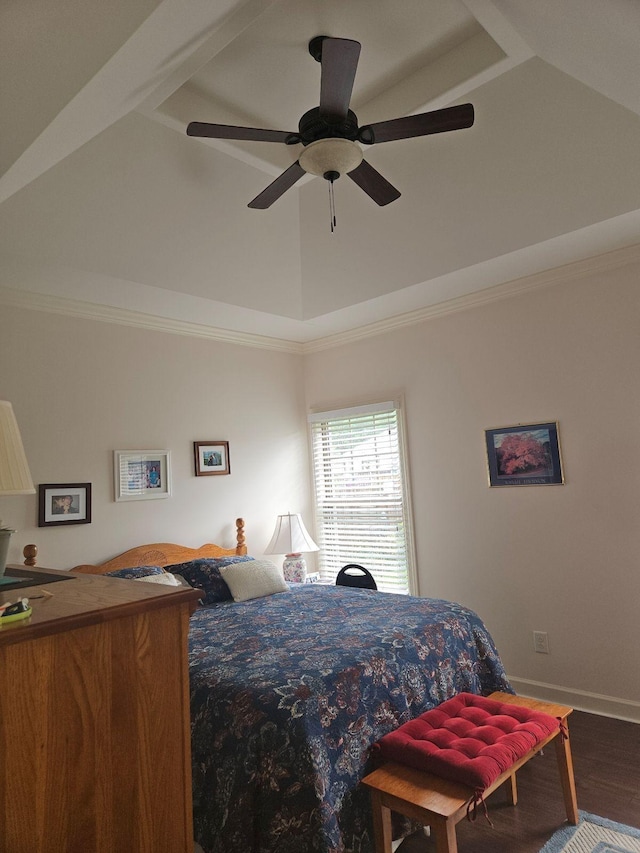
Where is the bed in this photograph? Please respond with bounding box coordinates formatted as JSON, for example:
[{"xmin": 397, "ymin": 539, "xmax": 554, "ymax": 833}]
[{"xmin": 27, "ymin": 518, "xmax": 511, "ymax": 853}]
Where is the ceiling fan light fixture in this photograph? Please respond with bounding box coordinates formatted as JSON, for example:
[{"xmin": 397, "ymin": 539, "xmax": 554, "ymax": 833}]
[{"xmin": 298, "ymin": 138, "xmax": 363, "ymax": 179}]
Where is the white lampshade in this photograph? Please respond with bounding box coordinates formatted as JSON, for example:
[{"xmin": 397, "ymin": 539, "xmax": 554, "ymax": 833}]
[
  {"xmin": 0, "ymin": 401, "xmax": 35, "ymax": 577},
  {"xmin": 0, "ymin": 402, "xmax": 34, "ymax": 499},
  {"xmin": 265, "ymin": 513, "xmax": 319, "ymax": 584},
  {"xmin": 265, "ymin": 513, "xmax": 319, "ymax": 556}
]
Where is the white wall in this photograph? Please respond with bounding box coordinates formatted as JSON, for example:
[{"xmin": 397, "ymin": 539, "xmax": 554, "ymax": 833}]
[
  {"xmin": 0, "ymin": 306, "xmax": 311, "ymax": 569},
  {"xmin": 304, "ymin": 256, "xmax": 640, "ymax": 721}
]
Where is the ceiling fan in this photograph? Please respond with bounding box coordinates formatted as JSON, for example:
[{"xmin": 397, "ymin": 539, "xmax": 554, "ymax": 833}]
[{"xmin": 186, "ymin": 36, "xmax": 474, "ymax": 210}]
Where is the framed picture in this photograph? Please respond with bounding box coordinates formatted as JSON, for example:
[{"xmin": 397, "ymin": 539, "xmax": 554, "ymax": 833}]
[
  {"xmin": 485, "ymin": 422, "xmax": 564, "ymax": 487},
  {"xmin": 114, "ymin": 450, "xmax": 171, "ymax": 501},
  {"xmin": 39, "ymin": 483, "xmax": 92, "ymax": 527},
  {"xmin": 194, "ymin": 441, "xmax": 230, "ymax": 476}
]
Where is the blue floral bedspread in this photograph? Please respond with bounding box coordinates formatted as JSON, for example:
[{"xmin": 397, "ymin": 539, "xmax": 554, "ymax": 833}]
[{"xmin": 188, "ymin": 584, "xmax": 511, "ymax": 853}]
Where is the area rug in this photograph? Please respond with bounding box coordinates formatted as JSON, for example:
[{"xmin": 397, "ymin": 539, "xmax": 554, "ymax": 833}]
[{"xmin": 540, "ymin": 811, "xmax": 640, "ymax": 853}]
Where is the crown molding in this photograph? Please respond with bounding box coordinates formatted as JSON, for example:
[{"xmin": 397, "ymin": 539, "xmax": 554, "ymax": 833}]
[
  {"xmin": 2, "ymin": 242, "xmax": 640, "ymax": 355},
  {"xmin": 302, "ymin": 242, "xmax": 640, "ymax": 353},
  {"xmin": 0, "ymin": 287, "xmax": 304, "ymax": 354}
]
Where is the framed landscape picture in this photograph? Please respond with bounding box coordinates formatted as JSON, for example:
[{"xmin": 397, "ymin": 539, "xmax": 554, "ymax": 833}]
[
  {"xmin": 114, "ymin": 450, "xmax": 171, "ymax": 501},
  {"xmin": 485, "ymin": 422, "xmax": 564, "ymax": 487},
  {"xmin": 39, "ymin": 483, "xmax": 92, "ymax": 527},
  {"xmin": 194, "ymin": 441, "xmax": 230, "ymax": 476}
]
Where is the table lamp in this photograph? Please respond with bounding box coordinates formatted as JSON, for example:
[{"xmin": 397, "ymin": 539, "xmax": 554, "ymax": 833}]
[
  {"xmin": 265, "ymin": 513, "xmax": 319, "ymax": 583},
  {"xmin": 0, "ymin": 401, "xmax": 35, "ymax": 577}
]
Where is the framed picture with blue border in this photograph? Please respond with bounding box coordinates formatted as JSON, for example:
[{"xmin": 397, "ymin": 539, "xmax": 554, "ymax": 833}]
[{"xmin": 485, "ymin": 422, "xmax": 564, "ymax": 487}]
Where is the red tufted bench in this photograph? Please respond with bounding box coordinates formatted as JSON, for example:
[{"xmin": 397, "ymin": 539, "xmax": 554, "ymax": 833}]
[{"xmin": 362, "ymin": 692, "xmax": 578, "ymax": 853}]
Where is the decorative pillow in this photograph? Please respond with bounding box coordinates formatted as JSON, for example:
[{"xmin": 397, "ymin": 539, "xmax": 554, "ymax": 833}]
[
  {"xmin": 134, "ymin": 572, "xmax": 182, "ymax": 586},
  {"xmin": 168, "ymin": 573, "xmax": 195, "ymax": 588},
  {"xmin": 105, "ymin": 565, "xmax": 166, "ymax": 580},
  {"xmin": 218, "ymin": 559, "xmax": 288, "ymax": 602},
  {"xmin": 165, "ymin": 556, "xmax": 255, "ymax": 605}
]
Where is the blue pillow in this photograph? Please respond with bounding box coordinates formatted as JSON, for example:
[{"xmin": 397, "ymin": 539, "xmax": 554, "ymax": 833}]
[
  {"xmin": 105, "ymin": 565, "xmax": 165, "ymax": 580},
  {"xmin": 166, "ymin": 556, "xmax": 255, "ymax": 604}
]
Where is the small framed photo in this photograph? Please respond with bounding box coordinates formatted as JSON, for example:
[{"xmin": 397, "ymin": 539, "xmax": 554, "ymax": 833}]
[
  {"xmin": 485, "ymin": 422, "xmax": 564, "ymax": 487},
  {"xmin": 114, "ymin": 450, "xmax": 171, "ymax": 501},
  {"xmin": 194, "ymin": 441, "xmax": 230, "ymax": 476},
  {"xmin": 39, "ymin": 483, "xmax": 92, "ymax": 527}
]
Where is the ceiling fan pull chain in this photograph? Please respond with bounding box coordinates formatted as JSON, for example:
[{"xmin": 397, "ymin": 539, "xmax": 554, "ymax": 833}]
[{"xmin": 328, "ymin": 174, "xmax": 337, "ymax": 232}]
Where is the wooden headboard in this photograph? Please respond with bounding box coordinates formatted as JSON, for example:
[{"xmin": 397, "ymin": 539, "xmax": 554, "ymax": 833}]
[{"xmin": 23, "ymin": 517, "xmax": 247, "ymax": 574}]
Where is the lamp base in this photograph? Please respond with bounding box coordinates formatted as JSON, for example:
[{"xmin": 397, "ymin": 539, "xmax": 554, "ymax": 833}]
[
  {"xmin": 0, "ymin": 528, "xmax": 14, "ymax": 577},
  {"xmin": 282, "ymin": 553, "xmax": 307, "ymax": 584}
]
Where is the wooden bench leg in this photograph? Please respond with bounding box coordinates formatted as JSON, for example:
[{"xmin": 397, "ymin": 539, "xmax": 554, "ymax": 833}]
[
  {"xmin": 505, "ymin": 771, "xmax": 518, "ymax": 806},
  {"xmin": 554, "ymin": 724, "xmax": 579, "ymax": 824},
  {"xmin": 432, "ymin": 815, "xmax": 458, "ymax": 853},
  {"xmin": 370, "ymin": 790, "xmax": 394, "ymax": 853}
]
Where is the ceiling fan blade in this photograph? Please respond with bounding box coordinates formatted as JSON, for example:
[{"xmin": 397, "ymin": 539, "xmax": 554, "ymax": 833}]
[
  {"xmin": 347, "ymin": 160, "xmax": 400, "ymax": 206},
  {"xmin": 248, "ymin": 161, "xmax": 306, "ymax": 209},
  {"xmin": 187, "ymin": 122, "xmax": 295, "ymax": 144},
  {"xmin": 319, "ymin": 38, "xmax": 361, "ymax": 122},
  {"xmin": 363, "ymin": 103, "xmax": 474, "ymax": 144}
]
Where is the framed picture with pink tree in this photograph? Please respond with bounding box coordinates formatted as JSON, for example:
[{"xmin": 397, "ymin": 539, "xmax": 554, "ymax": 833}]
[{"xmin": 485, "ymin": 422, "xmax": 564, "ymax": 486}]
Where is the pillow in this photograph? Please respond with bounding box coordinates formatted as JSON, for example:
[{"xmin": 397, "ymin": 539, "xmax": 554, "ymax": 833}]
[
  {"xmin": 134, "ymin": 572, "xmax": 182, "ymax": 586},
  {"xmin": 165, "ymin": 556, "xmax": 255, "ymax": 605},
  {"xmin": 105, "ymin": 565, "xmax": 165, "ymax": 580},
  {"xmin": 168, "ymin": 573, "xmax": 195, "ymax": 588},
  {"xmin": 218, "ymin": 559, "xmax": 288, "ymax": 602}
]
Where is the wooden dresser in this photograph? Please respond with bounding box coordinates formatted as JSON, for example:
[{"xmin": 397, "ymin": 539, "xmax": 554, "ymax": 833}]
[{"xmin": 0, "ymin": 566, "xmax": 201, "ymax": 853}]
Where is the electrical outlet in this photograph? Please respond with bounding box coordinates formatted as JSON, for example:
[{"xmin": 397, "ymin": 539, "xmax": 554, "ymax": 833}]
[{"xmin": 533, "ymin": 631, "xmax": 549, "ymax": 654}]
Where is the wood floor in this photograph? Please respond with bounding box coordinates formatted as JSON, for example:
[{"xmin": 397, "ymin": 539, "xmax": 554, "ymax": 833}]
[{"xmin": 396, "ymin": 709, "xmax": 640, "ymax": 853}]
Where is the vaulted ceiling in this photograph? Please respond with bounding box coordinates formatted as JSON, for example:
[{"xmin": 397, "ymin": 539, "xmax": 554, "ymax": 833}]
[{"xmin": 2, "ymin": 0, "xmax": 640, "ymax": 347}]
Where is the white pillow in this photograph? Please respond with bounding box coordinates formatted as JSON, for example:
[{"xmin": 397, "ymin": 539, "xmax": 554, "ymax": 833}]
[
  {"xmin": 219, "ymin": 559, "xmax": 288, "ymax": 602},
  {"xmin": 134, "ymin": 571, "xmax": 182, "ymax": 586}
]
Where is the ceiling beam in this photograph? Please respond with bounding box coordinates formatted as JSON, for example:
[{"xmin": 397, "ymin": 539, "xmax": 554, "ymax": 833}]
[{"xmin": 0, "ymin": 0, "xmax": 269, "ymax": 204}]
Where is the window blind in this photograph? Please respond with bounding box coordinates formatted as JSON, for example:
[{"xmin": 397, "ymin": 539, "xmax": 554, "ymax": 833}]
[{"xmin": 309, "ymin": 401, "xmax": 414, "ymax": 594}]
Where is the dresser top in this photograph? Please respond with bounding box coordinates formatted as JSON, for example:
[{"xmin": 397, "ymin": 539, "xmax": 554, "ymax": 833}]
[{"xmin": 0, "ymin": 565, "xmax": 200, "ymax": 647}]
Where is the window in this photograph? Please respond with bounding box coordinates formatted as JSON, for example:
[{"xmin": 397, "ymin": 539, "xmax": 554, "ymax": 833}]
[{"xmin": 308, "ymin": 400, "xmax": 416, "ymax": 594}]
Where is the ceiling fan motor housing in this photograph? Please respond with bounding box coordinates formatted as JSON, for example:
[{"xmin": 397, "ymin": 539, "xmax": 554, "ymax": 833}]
[{"xmin": 298, "ymin": 107, "xmax": 359, "ymax": 145}]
